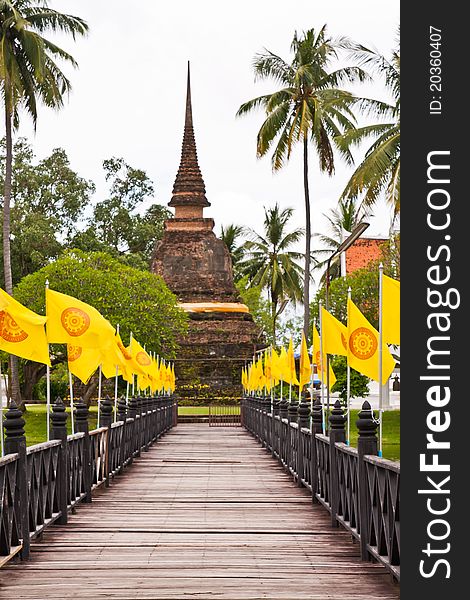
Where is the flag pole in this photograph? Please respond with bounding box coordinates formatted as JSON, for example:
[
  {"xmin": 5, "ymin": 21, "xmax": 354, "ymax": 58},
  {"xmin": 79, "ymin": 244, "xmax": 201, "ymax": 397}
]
[
  {"xmin": 114, "ymin": 325, "xmax": 120, "ymax": 423},
  {"xmin": 68, "ymin": 370, "xmax": 74, "ymax": 435},
  {"xmin": 347, "ymin": 287, "xmax": 352, "ymax": 446},
  {"xmin": 0, "ymin": 359, "xmax": 4, "ymax": 456},
  {"xmin": 130, "ymin": 332, "xmax": 135, "ymax": 397},
  {"xmin": 97, "ymin": 365, "xmax": 102, "ymax": 428},
  {"xmin": 319, "ymin": 301, "xmax": 325, "ymax": 435},
  {"xmin": 270, "ymin": 346, "xmax": 273, "ymax": 413},
  {"xmin": 378, "ymin": 263, "xmax": 384, "ymax": 457},
  {"xmin": 45, "ymin": 279, "xmax": 51, "ymax": 441}
]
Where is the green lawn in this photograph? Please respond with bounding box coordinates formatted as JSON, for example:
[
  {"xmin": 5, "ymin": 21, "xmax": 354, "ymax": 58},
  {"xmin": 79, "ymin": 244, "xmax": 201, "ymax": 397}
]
[
  {"xmin": 19, "ymin": 404, "xmax": 98, "ymax": 447},
  {"xmin": 13, "ymin": 404, "xmax": 399, "ymax": 461}
]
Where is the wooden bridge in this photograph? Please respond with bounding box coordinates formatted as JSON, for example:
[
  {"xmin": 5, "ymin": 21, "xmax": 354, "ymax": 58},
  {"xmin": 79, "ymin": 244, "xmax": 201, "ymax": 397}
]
[{"xmin": 0, "ymin": 396, "xmax": 400, "ymax": 599}]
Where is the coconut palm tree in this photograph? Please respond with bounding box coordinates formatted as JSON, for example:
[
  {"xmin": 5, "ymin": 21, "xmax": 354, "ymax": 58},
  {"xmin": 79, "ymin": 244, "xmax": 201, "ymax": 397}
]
[
  {"xmin": 237, "ymin": 26, "xmax": 370, "ymax": 340},
  {"xmin": 220, "ymin": 223, "xmax": 246, "ymax": 281},
  {"xmin": 312, "ymin": 197, "xmax": 366, "ymax": 282},
  {"xmin": 338, "ymin": 45, "xmax": 400, "ymax": 216},
  {"xmin": 1, "ymin": 0, "xmax": 88, "ymax": 402},
  {"xmin": 240, "ymin": 203, "xmax": 304, "ymax": 342}
]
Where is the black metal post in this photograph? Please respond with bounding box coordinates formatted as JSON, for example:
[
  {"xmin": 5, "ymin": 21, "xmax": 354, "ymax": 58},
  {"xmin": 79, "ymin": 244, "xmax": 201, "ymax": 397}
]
[
  {"xmin": 328, "ymin": 400, "xmax": 346, "ymax": 526},
  {"xmin": 297, "ymin": 392, "xmax": 311, "ymax": 488},
  {"xmin": 75, "ymin": 399, "xmax": 92, "ymax": 503},
  {"xmin": 3, "ymin": 402, "xmax": 30, "ymax": 559},
  {"xmin": 311, "ymin": 397, "xmax": 323, "ymax": 502},
  {"xmin": 356, "ymin": 400, "xmax": 378, "ymax": 560},
  {"xmin": 51, "ymin": 398, "xmax": 69, "ymax": 525}
]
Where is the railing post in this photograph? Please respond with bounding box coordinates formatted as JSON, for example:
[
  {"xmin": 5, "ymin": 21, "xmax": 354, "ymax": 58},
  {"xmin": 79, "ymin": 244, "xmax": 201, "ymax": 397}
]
[
  {"xmin": 3, "ymin": 402, "xmax": 30, "ymax": 559},
  {"xmin": 311, "ymin": 396, "xmax": 323, "ymax": 502},
  {"xmin": 297, "ymin": 393, "xmax": 311, "ymax": 488},
  {"xmin": 117, "ymin": 396, "xmax": 128, "ymax": 472},
  {"xmin": 357, "ymin": 400, "xmax": 378, "ymax": 560},
  {"xmin": 328, "ymin": 400, "xmax": 346, "ymax": 526},
  {"xmin": 287, "ymin": 398, "xmax": 298, "ymax": 479},
  {"xmin": 128, "ymin": 396, "xmax": 140, "ymax": 457},
  {"xmin": 51, "ymin": 398, "xmax": 69, "ymax": 525},
  {"xmin": 100, "ymin": 395, "xmax": 113, "ymax": 428},
  {"xmin": 100, "ymin": 396, "xmax": 113, "ymax": 487},
  {"xmin": 262, "ymin": 396, "xmax": 270, "ymax": 449},
  {"xmin": 75, "ymin": 399, "xmax": 92, "ymax": 503},
  {"xmin": 278, "ymin": 396, "xmax": 289, "ymax": 466},
  {"xmin": 272, "ymin": 396, "xmax": 280, "ymax": 458}
]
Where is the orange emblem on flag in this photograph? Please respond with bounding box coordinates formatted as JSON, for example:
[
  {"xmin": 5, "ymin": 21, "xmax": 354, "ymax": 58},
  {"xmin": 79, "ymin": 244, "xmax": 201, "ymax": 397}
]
[
  {"xmin": 349, "ymin": 327, "xmax": 378, "ymax": 360},
  {"xmin": 117, "ymin": 338, "xmax": 132, "ymax": 360},
  {"xmin": 67, "ymin": 345, "xmax": 82, "ymax": 362},
  {"xmin": 136, "ymin": 351, "xmax": 151, "ymax": 366},
  {"xmin": 0, "ymin": 311, "xmax": 29, "ymax": 343},
  {"xmin": 61, "ymin": 308, "xmax": 91, "ymax": 337}
]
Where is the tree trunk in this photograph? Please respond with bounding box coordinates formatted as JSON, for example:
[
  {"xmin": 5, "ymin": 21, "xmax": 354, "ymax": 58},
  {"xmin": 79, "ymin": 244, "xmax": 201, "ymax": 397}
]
[
  {"xmin": 302, "ymin": 136, "xmax": 311, "ymax": 341},
  {"xmin": 271, "ymin": 297, "xmax": 277, "ymax": 344},
  {"xmin": 22, "ymin": 362, "xmax": 47, "ymax": 403},
  {"xmin": 83, "ymin": 379, "xmax": 98, "ymax": 407},
  {"xmin": 2, "ymin": 105, "xmax": 22, "ymax": 406}
]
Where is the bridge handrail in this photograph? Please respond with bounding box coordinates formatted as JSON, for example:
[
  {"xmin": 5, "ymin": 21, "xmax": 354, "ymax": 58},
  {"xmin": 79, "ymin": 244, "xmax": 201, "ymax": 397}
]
[
  {"xmin": 241, "ymin": 396, "xmax": 400, "ymax": 582},
  {"xmin": 0, "ymin": 395, "xmax": 178, "ymax": 566}
]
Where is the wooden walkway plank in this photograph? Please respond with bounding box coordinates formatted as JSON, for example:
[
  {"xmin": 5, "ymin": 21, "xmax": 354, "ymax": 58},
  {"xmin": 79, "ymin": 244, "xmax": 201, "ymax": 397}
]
[{"xmin": 0, "ymin": 425, "xmax": 400, "ymax": 599}]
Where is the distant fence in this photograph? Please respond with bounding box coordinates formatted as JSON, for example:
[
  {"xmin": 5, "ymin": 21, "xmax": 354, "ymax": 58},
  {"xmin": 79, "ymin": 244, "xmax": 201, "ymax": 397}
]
[
  {"xmin": 0, "ymin": 395, "xmax": 177, "ymax": 566},
  {"xmin": 241, "ymin": 396, "xmax": 400, "ymax": 582},
  {"xmin": 209, "ymin": 404, "xmax": 241, "ymax": 427}
]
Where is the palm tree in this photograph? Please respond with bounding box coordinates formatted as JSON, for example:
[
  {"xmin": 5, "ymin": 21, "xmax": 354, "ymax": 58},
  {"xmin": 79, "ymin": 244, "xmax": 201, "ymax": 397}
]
[
  {"xmin": 220, "ymin": 223, "xmax": 246, "ymax": 281},
  {"xmin": 338, "ymin": 45, "xmax": 400, "ymax": 216},
  {"xmin": 241, "ymin": 203, "xmax": 304, "ymax": 342},
  {"xmin": 1, "ymin": 0, "xmax": 88, "ymax": 402},
  {"xmin": 237, "ymin": 26, "xmax": 370, "ymax": 340},
  {"xmin": 312, "ymin": 197, "xmax": 366, "ymax": 283}
]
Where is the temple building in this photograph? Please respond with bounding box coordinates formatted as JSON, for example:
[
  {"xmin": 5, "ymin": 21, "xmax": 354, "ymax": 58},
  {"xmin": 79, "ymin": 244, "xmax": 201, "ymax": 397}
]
[{"xmin": 151, "ymin": 65, "xmax": 263, "ymax": 401}]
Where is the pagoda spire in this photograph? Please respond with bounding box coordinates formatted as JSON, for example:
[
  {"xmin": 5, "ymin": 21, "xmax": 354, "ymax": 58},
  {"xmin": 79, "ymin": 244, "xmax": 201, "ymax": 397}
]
[{"xmin": 169, "ymin": 62, "xmax": 210, "ymax": 208}]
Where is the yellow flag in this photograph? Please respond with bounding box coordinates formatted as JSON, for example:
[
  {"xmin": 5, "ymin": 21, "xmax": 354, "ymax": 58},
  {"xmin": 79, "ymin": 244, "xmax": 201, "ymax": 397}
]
[
  {"xmin": 101, "ymin": 333, "xmax": 134, "ymax": 383},
  {"xmin": 270, "ymin": 348, "xmax": 281, "ymax": 384},
  {"xmin": 321, "ymin": 307, "xmax": 348, "ymax": 357},
  {"xmin": 382, "ymin": 275, "xmax": 400, "ymax": 345},
  {"xmin": 312, "ymin": 326, "xmax": 336, "ymax": 390},
  {"xmin": 241, "ymin": 366, "xmax": 247, "ymax": 390},
  {"xmin": 278, "ymin": 346, "xmax": 289, "ymax": 383},
  {"xmin": 46, "ymin": 289, "xmax": 115, "ymax": 349},
  {"xmin": 0, "ymin": 288, "xmax": 50, "ymax": 365},
  {"xmin": 68, "ymin": 344, "xmax": 101, "ymax": 384},
  {"xmin": 286, "ymin": 338, "xmax": 299, "ymax": 386},
  {"xmin": 299, "ymin": 332, "xmax": 311, "ymax": 388},
  {"xmin": 347, "ymin": 298, "xmax": 396, "ymax": 384},
  {"xmin": 264, "ymin": 349, "xmax": 272, "ymax": 389}
]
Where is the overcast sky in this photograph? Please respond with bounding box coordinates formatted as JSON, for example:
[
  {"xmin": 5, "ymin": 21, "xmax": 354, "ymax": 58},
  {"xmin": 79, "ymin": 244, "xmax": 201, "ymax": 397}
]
[{"xmin": 17, "ymin": 0, "xmax": 399, "ymax": 294}]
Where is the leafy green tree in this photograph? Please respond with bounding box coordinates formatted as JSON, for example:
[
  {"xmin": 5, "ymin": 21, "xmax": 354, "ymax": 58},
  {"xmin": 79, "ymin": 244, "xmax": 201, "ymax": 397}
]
[
  {"xmin": 1, "ymin": 2, "xmax": 87, "ymax": 403},
  {"xmin": 338, "ymin": 43, "xmax": 400, "ymax": 215},
  {"xmin": 72, "ymin": 158, "xmax": 170, "ymax": 267},
  {"xmin": 221, "ymin": 223, "xmax": 246, "ymax": 281},
  {"xmin": 0, "ymin": 138, "xmax": 95, "ymax": 284},
  {"xmin": 237, "ymin": 26, "xmax": 370, "ymax": 339},
  {"xmin": 1, "ymin": 1, "xmax": 88, "ymax": 293},
  {"xmin": 13, "ymin": 249, "xmax": 188, "ymax": 403},
  {"xmin": 240, "ymin": 203, "xmax": 304, "ymax": 342},
  {"xmin": 330, "ymin": 356, "xmax": 370, "ymax": 404}
]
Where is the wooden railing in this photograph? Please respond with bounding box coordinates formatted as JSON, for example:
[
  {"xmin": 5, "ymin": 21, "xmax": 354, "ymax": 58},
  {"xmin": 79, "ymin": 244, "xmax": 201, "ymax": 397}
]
[
  {"xmin": 242, "ymin": 395, "xmax": 400, "ymax": 581},
  {"xmin": 0, "ymin": 394, "xmax": 177, "ymax": 566}
]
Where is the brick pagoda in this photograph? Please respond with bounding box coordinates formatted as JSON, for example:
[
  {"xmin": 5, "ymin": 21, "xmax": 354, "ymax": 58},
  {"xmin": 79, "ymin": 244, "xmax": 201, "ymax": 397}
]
[{"xmin": 151, "ymin": 65, "xmax": 263, "ymax": 401}]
